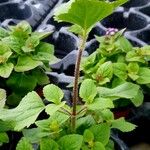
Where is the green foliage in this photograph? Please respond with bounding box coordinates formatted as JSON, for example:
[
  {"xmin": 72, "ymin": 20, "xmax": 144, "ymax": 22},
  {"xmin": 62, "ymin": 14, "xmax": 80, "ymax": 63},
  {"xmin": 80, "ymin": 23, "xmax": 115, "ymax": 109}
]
[
  {"xmin": 0, "ymin": 92, "xmax": 45, "ymax": 131},
  {"xmin": 16, "ymin": 137, "xmax": 33, "ymax": 150},
  {"xmin": 58, "ymin": 134, "xmax": 83, "ymax": 150},
  {"xmin": 82, "ymin": 31, "xmax": 150, "ymax": 107},
  {"xmin": 0, "ymin": 89, "xmax": 6, "ymax": 108},
  {"xmin": 0, "ymin": 21, "xmax": 56, "ymax": 105}
]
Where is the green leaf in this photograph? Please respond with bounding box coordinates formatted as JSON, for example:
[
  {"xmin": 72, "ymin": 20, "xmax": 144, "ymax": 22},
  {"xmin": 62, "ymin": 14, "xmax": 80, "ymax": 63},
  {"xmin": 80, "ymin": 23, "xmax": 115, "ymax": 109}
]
[
  {"xmin": 79, "ymin": 79, "xmax": 97, "ymax": 103},
  {"xmin": 101, "ymin": 109, "xmax": 114, "ymax": 121},
  {"xmin": 2, "ymin": 36, "xmax": 22, "ymax": 54},
  {"xmin": 36, "ymin": 112, "xmax": 69, "ymax": 131},
  {"xmin": 45, "ymin": 102, "xmax": 66, "ymax": 116},
  {"xmin": 118, "ymin": 36, "xmax": 132, "ymax": 52},
  {"xmin": 23, "ymin": 128, "xmax": 52, "ymax": 143},
  {"xmin": 10, "ymin": 21, "xmax": 32, "ymax": 38},
  {"xmin": 32, "ymin": 32, "xmax": 51, "ymax": 40},
  {"xmin": 58, "ymin": 134, "xmax": 83, "ymax": 150},
  {"xmin": 87, "ymin": 98, "xmax": 114, "ymax": 110},
  {"xmin": 93, "ymin": 61, "xmax": 113, "ymax": 85},
  {"xmin": 68, "ymin": 24, "xmax": 83, "ymax": 35},
  {"xmin": 76, "ymin": 115, "xmax": 95, "ymax": 131},
  {"xmin": 113, "ymin": 63, "xmax": 127, "ymax": 80},
  {"xmin": 131, "ymin": 89, "xmax": 143, "ymax": 107},
  {"xmin": 34, "ymin": 42, "xmax": 55, "ymax": 62},
  {"xmin": 32, "ymin": 69, "xmax": 49, "ymax": 85},
  {"xmin": 0, "ymin": 120, "xmax": 13, "ymax": 132},
  {"xmin": 0, "ymin": 132, "xmax": 9, "ymax": 144},
  {"xmin": 98, "ymin": 82, "xmax": 139, "ymax": 100},
  {"xmin": 111, "ymin": 118, "xmax": 136, "ymax": 132},
  {"xmin": 7, "ymin": 72, "xmax": 37, "ymax": 94},
  {"xmin": 54, "ymin": 0, "xmax": 128, "ymax": 31},
  {"xmin": 0, "ymin": 89, "xmax": 6, "ymax": 108},
  {"xmin": 0, "ymin": 91, "xmax": 45, "ymax": 131},
  {"xmin": 43, "ymin": 84, "xmax": 64, "ymax": 104},
  {"xmin": 89, "ymin": 123, "xmax": 110, "ymax": 145},
  {"xmin": 0, "ymin": 27, "xmax": 9, "ymax": 39},
  {"xmin": 15, "ymin": 55, "xmax": 43, "ymax": 72},
  {"xmin": 83, "ymin": 129, "xmax": 94, "ymax": 142},
  {"xmin": 136, "ymin": 68, "xmax": 150, "ymax": 84},
  {"xmin": 40, "ymin": 138, "xmax": 59, "ymax": 150},
  {"xmin": 16, "ymin": 137, "xmax": 33, "ymax": 150},
  {"xmin": 22, "ymin": 36, "xmax": 40, "ymax": 52},
  {"xmin": 93, "ymin": 142, "xmax": 105, "ymax": 150},
  {"xmin": 0, "ymin": 63, "xmax": 14, "ymax": 78},
  {"xmin": 126, "ymin": 51, "xmax": 145, "ymax": 63}
]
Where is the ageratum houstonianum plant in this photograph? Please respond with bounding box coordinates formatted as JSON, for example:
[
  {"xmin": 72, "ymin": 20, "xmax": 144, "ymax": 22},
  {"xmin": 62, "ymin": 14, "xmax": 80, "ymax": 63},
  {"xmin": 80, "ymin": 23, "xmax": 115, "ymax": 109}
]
[{"xmin": 0, "ymin": 0, "xmax": 138, "ymax": 149}]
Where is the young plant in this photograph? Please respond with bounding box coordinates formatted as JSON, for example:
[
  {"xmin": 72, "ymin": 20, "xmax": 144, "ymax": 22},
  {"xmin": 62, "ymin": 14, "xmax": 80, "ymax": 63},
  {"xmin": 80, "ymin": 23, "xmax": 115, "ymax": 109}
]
[
  {"xmin": 54, "ymin": 0, "xmax": 129, "ymax": 133},
  {"xmin": 81, "ymin": 29, "xmax": 150, "ymax": 107},
  {"xmin": 0, "ymin": 21, "xmax": 56, "ymax": 105}
]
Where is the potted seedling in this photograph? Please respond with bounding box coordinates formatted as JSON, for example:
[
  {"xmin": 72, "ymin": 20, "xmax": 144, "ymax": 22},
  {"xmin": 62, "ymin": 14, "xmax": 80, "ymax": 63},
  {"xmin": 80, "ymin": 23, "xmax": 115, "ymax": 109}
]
[
  {"xmin": 0, "ymin": 0, "xmax": 138, "ymax": 149},
  {"xmin": 0, "ymin": 21, "xmax": 57, "ymax": 106}
]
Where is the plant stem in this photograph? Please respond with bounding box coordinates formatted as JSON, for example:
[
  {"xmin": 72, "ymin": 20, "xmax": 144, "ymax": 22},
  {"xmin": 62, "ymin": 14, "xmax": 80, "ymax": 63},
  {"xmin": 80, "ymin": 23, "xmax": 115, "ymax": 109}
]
[{"xmin": 71, "ymin": 34, "xmax": 87, "ymax": 133}]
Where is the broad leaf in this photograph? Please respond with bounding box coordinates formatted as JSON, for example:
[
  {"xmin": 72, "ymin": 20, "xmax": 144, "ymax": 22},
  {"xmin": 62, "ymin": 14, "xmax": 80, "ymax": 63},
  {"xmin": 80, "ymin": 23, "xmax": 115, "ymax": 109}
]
[
  {"xmin": 0, "ymin": 27, "xmax": 9, "ymax": 39},
  {"xmin": 79, "ymin": 79, "xmax": 97, "ymax": 103},
  {"xmin": 54, "ymin": 0, "xmax": 128, "ymax": 31},
  {"xmin": 15, "ymin": 55, "xmax": 43, "ymax": 72},
  {"xmin": 0, "ymin": 92, "xmax": 45, "ymax": 131},
  {"xmin": 40, "ymin": 138, "xmax": 59, "ymax": 150},
  {"xmin": 16, "ymin": 137, "xmax": 33, "ymax": 150},
  {"xmin": 0, "ymin": 63, "xmax": 14, "ymax": 78},
  {"xmin": 93, "ymin": 142, "xmax": 105, "ymax": 150},
  {"xmin": 111, "ymin": 118, "xmax": 136, "ymax": 132},
  {"xmin": 43, "ymin": 84, "xmax": 64, "ymax": 104},
  {"xmin": 58, "ymin": 134, "xmax": 83, "ymax": 150}
]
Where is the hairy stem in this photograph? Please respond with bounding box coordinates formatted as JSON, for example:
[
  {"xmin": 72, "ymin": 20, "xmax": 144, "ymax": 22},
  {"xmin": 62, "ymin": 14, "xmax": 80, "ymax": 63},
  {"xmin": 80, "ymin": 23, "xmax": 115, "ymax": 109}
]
[{"xmin": 71, "ymin": 34, "xmax": 87, "ymax": 133}]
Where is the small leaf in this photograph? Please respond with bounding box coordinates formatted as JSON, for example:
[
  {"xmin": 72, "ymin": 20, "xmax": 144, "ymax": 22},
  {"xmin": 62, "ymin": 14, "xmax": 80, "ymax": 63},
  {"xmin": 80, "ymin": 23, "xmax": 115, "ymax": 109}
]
[
  {"xmin": 136, "ymin": 68, "xmax": 150, "ymax": 84},
  {"xmin": 40, "ymin": 138, "xmax": 59, "ymax": 150},
  {"xmin": 111, "ymin": 118, "xmax": 136, "ymax": 132},
  {"xmin": 0, "ymin": 132, "xmax": 9, "ymax": 144},
  {"xmin": 15, "ymin": 55, "xmax": 43, "ymax": 72},
  {"xmin": 43, "ymin": 84, "xmax": 64, "ymax": 104},
  {"xmin": 0, "ymin": 63, "xmax": 14, "ymax": 78},
  {"xmin": 79, "ymin": 79, "xmax": 97, "ymax": 103},
  {"xmin": 113, "ymin": 63, "xmax": 127, "ymax": 80},
  {"xmin": 0, "ymin": 88, "xmax": 6, "ymax": 108},
  {"xmin": 89, "ymin": 123, "xmax": 110, "ymax": 145},
  {"xmin": 58, "ymin": 134, "xmax": 83, "ymax": 150},
  {"xmin": 118, "ymin": 36, "xmax": 132, "ymax": 52},
  {"xmin": 45, "ymin": 102, "xmax": 66, "ymax": 116},
  {"xmin": 16, "ymin": 137, "xmax": 33, "ymax": 150},
  {"xmin": 32, "ymin": 32, "xmax": 51, "ymax": 40},
  {"xmin": 0, "ymin": 27, "xmax": 9, "ymax": 39},
  {"xmin": 131, "ymin": 89, "xmax": 143, "ymax": 107},
  {"xmin": 93, "ymin": 142, "xmax": 105, "ymax": 150},
  {"xmin": 83, "ymin": 129, "xmax": 94, "ymax": 142}
]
